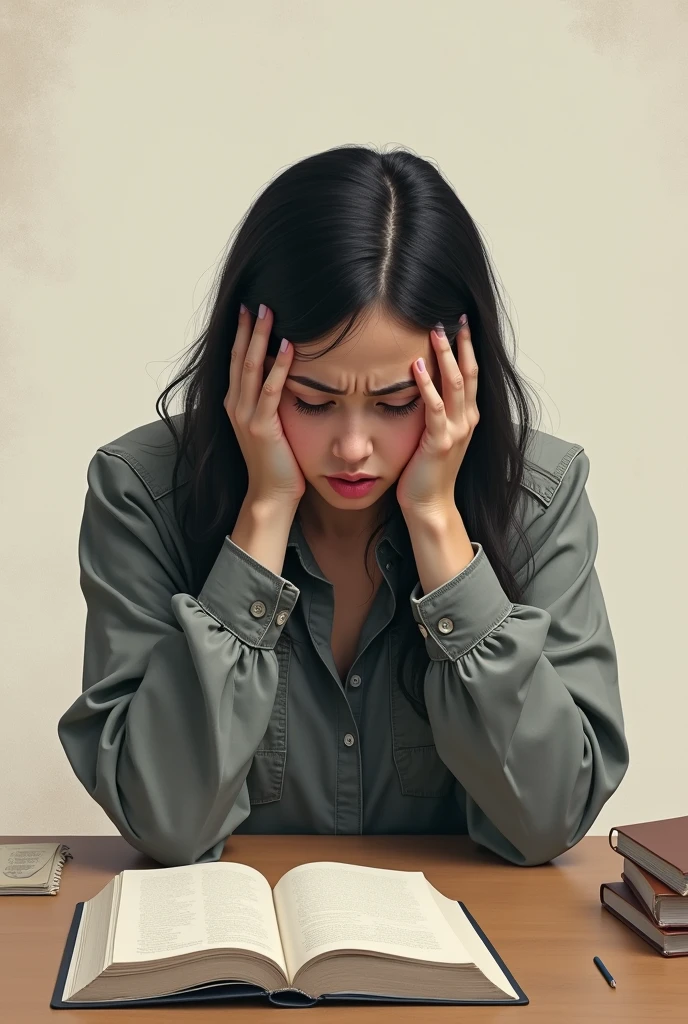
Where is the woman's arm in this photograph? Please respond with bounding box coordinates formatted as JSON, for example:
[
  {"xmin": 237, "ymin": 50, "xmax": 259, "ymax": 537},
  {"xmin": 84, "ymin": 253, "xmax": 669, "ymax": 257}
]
[
  {"xmin": 58, "ymin": 449, "xmax": 300, "ymax": 867},
  {"xmin": 407, "ymin": 449, "xmax": 629, "ymax": 866}
]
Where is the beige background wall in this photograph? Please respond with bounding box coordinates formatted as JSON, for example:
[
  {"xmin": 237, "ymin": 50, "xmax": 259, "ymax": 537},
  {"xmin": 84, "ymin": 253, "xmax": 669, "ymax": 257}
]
[{"xmin": 2, "ymin": 1, "xmax": 686, "ymax": 837}]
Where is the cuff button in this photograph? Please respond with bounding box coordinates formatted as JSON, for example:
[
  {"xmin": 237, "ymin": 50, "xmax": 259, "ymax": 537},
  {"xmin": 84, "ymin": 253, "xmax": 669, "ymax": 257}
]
[
  {"xmin": 276, "ymin": 610, "xmax": 289, "ymax": 625},
  {"xmin": 250, "ymin": 601, "xmax": 267, "ymax": 618},
  {"xmin": 417, "ymin": 624, "xmax": 428, "ymax": 638},
  {"xmin": 438, "ymin": 617, "xmax": 454, "ymax": 634}
]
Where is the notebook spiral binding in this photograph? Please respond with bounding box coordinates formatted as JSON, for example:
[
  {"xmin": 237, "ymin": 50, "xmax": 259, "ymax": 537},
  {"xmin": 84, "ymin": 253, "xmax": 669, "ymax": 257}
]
[{"xmin": 50, "ymin": 846, "xmax": 74, "ymax": 895}]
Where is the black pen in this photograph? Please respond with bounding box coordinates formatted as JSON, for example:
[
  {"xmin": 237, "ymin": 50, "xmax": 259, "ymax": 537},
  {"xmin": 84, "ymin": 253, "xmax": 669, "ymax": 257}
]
[{"xmin": 593, "ymin": 956, "xmax": 616, "ymax": 988}]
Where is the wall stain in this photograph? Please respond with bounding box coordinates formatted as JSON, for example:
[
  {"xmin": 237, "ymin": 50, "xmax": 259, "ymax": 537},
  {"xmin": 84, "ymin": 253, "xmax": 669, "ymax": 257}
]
[
  {"xmin": 1, "ymin": 1, "xmax": 81, "ymax": 280},
  {"xmin": 564, "ymin": 0, "xmax": 687, "ymax": 186}
]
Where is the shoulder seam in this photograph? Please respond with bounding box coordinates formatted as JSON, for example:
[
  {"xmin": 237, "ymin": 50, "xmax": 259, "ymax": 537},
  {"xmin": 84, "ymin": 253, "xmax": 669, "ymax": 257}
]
[
  {"xmin": 521, "ymin": 443, "xmax": 585, "ymax": 508},
  {"xmin": 96, "ymin": 446, "xmax": 176, "ymax": 503}
]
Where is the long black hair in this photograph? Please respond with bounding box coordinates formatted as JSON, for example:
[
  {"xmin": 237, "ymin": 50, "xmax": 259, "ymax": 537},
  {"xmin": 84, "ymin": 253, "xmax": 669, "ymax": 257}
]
[{"xmin": 155, "ymin": 144, "xmax": 542, "ymax": 721}]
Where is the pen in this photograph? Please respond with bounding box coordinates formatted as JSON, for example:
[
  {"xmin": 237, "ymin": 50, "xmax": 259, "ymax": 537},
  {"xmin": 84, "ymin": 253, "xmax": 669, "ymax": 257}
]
[{"xmin": 593, "ymin": 956, "xmax": 616, "ymax": 989}]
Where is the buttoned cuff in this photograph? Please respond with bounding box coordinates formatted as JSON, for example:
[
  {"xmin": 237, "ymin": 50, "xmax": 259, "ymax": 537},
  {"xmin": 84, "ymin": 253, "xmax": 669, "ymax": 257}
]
[
  {"xmin": 197, "ymin": 536, "xmax": 300, "ymax": 649},
  {"xmin": 409, "ymin": 542, "xmax": 513, "ymax": 661}
]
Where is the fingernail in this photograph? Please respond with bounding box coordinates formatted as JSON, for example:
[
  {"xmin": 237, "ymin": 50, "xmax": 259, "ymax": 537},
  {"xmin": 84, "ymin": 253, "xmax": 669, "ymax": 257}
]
[
  {"xmin": 280, "ymin": 337, "xmax": 289, "ymax": 353},
  {"xmin": 239, "ymin": 303, "xmax": 247, "ymax": 315},
  {"xmin": 459, "ymin": 313, "xmax": 468, "ymax": 327},
  {"xmin": 434, "ymin": 322, "xmax": 445, "ymax": 336},
  {"xmin": 416, "ymin": 357, "xmax": 425, "ymax": 373},
  {"xmin": 258, "ymin": 303, "xmax": 268, "ymax": 319}
]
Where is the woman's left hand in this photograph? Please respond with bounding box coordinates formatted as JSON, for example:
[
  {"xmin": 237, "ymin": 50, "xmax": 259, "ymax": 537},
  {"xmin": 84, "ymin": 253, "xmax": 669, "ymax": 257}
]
[{"xmin": 396, "ymin": 317, "xmax": 479, "ymax": 516}]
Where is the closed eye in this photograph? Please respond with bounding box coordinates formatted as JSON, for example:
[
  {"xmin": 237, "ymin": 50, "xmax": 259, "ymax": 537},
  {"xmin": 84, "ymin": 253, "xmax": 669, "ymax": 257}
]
[{"xmin": 293, "ymin": 397, "xmax": 420, "ymax": 418}]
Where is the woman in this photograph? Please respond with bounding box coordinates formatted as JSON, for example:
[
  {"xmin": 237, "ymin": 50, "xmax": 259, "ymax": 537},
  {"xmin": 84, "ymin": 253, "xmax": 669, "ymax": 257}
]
[{"xmin": 58, "ymin": 144, "xmax": 629, "ymax": 868}]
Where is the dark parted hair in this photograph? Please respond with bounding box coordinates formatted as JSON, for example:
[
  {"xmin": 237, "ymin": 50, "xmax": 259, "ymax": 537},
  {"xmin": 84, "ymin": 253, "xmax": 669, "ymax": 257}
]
[{"xmin": 155, "ymin": 143, "xmax": 542, "ymax": 721}]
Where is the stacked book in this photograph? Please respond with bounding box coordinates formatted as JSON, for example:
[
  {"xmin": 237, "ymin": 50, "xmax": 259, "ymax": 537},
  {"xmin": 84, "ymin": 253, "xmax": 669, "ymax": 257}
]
[{"xmin": 601, "ymin": 815, "xmax": 688, "ymax": 957}]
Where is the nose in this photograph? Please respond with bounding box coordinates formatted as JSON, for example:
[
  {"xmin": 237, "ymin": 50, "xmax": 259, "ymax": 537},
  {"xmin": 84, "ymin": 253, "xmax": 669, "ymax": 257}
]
[{"xmin": 332, "ymin": 422, "xmax": 374, "ymax": 463}]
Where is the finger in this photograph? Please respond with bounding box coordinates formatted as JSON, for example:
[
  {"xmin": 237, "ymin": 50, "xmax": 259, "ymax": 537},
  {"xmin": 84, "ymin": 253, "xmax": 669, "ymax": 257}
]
[
  {"xmin": 431, "ymin": 325, "xmax": 466, "ymax": 422},
  {"xmin": 455, "ymin": 319, "xmax": 479, "ymax": 417},
  {"xmin": 227, "ymin": 304, "xmax": 255, "ymax": 412},
  {"xmin": 236, "ymin": 305, "xmax": 274, "ymax": 419},
  {"xmin": 255, "ymin": 339, "xmax": 293, "ymax": 422},
  {"xmin": 413, "ymin": 355, "xmax": 448, "ymax": 437}
]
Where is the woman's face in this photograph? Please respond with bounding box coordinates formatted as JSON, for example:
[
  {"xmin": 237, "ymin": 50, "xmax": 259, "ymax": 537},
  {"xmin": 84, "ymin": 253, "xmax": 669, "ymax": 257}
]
[{"xmin": 263, "ymin": 312, "xmax": 441, "ymax": 522}]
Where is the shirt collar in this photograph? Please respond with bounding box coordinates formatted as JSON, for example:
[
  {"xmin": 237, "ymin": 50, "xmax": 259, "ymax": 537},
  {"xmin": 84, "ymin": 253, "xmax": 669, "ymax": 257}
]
[{"xmin": 287, "ymin": 501, "xmax": 406, "ymax": 565}]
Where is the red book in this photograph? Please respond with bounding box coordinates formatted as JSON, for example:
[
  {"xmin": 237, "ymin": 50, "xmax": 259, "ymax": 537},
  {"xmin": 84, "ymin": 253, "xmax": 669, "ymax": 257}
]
[
  {"xmin": 609, "ymin": 815, "xmax": 688, "ymax": 896},
  {"xmin": 600, "ymin": 881, "xmax": 688, "ymax": 957},
  {"xmin": 622, "ymin": 859, "xmax": 688, "ymax": 928}
]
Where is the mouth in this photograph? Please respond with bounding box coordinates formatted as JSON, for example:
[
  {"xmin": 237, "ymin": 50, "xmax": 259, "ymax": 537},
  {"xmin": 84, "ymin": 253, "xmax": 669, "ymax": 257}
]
[{"xmin": 328, "ymin": 475, "xmax": 378, "ymax": 482}]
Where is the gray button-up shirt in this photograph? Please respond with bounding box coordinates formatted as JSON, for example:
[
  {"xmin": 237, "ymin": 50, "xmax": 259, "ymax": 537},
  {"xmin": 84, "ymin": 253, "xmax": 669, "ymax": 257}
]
[{"xmin": 58, "ymin": 414, "xmax": 629, "ymax": 868}]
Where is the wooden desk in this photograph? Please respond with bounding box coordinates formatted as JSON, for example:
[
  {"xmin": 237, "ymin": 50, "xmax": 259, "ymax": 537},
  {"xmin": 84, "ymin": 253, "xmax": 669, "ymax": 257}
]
[{"xmin": 1, "ymin": 834, "xmax": 686, "ymax": 1021}]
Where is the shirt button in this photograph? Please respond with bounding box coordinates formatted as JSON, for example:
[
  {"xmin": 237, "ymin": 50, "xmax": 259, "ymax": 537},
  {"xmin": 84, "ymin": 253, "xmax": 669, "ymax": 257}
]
[
  {"xmin": 438, "ymin": 617, "xmax": 454, "ymax": 634},
  {"xmin": 417, "ymin": 624, "xmax": 428, "ymax": 638},
  {"xmin": 250, "ymin": 601, "xmax": 266, "ymax": 618},
  {"xmin": 343, "ymin": 733, "xmax": 355, "ymax": 747},
  {"xmin": 385, "ymin": 561, "xmax": 393, "ymax": 571},
  {"xmin": 276, "ymin": 610, "xmax": 289, "ymax": 625},
  {"xmin": 349, "ymin": 675, "xmax": 361, "ymax": 687}
]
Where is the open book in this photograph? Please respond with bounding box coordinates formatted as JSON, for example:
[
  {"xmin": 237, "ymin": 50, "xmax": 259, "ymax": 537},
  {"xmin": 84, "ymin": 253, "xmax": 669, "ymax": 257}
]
[{"xmin": 51, "ymin": 860, "xmax": 527, "ymax": 1008}]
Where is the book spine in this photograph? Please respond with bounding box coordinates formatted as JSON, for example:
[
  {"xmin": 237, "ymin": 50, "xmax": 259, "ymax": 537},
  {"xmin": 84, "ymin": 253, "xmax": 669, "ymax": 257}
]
[
  {"xmin": 268, "ymin": 987, "xmax": 318, "ymax": 1007},
  {"xmin": 620, "ymin": 872, "xmax": 661, "ymax": 927}
]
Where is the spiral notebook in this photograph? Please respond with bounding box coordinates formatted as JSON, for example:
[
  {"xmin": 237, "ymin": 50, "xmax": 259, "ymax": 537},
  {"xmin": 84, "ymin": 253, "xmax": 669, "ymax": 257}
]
[{"xmin": 0, "ymin": 843, "xmax": 72, "ymax": 895}]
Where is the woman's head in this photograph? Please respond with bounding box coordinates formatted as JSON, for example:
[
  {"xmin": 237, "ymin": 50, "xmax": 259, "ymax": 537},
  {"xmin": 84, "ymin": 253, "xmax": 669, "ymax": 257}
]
[
  {"xmin": 262, "ymin": 306, "xmax": 444, "ymax": 537},
  {"xmin": 157, "ymin": 143, "xmax": 541, "ymax": 719}
]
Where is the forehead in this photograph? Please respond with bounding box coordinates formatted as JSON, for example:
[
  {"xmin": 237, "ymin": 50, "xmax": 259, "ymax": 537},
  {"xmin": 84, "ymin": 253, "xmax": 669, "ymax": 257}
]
[{"xmin": 292, "ymin": 314, "xmax": 427, "ymax": 372}]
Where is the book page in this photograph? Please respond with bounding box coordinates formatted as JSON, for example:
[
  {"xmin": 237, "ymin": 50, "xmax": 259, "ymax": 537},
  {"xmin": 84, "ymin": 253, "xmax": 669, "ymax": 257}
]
[
  {"xmin": 426, "ymin": 881, "xmax": 518, "ymax": 1000},
  {"xmin": 111, "ymin": 862, "xmax": 288, "ymax": 979},
  {"xmin": 272, "ymin": 861, "xmax": 474, "ymax": 981}
]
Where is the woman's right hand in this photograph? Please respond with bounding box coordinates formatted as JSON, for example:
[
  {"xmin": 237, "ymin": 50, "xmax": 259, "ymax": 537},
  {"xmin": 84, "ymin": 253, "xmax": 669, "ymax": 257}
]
[{"xmin": 225, "ymin": 303, "xmax": 306, "ymax": 508}]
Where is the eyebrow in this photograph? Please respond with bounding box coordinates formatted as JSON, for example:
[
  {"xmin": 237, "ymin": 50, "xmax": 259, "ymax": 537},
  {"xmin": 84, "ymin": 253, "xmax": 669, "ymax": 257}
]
[{"xmin": 286, "ymin": 375, "xmax": 418, "ymax": 397}]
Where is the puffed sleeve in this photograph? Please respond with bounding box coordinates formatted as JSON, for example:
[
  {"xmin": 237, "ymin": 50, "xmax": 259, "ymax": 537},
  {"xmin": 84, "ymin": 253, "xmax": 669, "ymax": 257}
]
[
  {"xmin": 410, "ymin": 448, "xmax": 629, "ymax": 866},
  {"xmin": 57, "ymin": 449, "xmax": 299, "ymax": 867}
]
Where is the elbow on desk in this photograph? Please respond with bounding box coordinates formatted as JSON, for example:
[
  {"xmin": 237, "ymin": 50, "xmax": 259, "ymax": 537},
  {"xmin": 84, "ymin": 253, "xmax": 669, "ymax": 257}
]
[
  {"xmin": 510, "ymin": 835, "xmax": 577, "ymax": 868},
  {"xmin": 123, "ymin": 832, "xmax": 227, "ymax": 868},
  {"xmin": 114, "ymin": 792, "xmax": 254, "ymax": 869},
  {"xmin": 488, "ymin": 734, "xmax": 631, "ymax": 868},
  {"xmin": 469, "ymin": 778, "xmax": 630, "ymax": 868},
  {"xmin": 475, "ymin": 827, "xmax": 590, "ymax": 869},
  {"xmin": 112, "ymin": 807, "xmax": 250, "ymax": 868},
  {"xmin": 57, "ymin": 717, "xmax": 254, "ymax": 868},
  {"xmin": 486, "ymin": 791, "xmax": 628, "ymax": 868}
]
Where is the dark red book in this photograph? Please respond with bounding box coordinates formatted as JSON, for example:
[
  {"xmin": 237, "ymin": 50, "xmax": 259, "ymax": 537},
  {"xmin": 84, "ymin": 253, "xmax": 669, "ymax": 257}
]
[
  {"xmin": 609, "ymin": 815, "xmax": 688, "ymax": 896},
  {"xmin": 600, "ymin": 881, "xmax": 688, "ymax": 957},
  {"xmin": 622, "ymin": 859, "xmax": 688, "ymax": 928}
]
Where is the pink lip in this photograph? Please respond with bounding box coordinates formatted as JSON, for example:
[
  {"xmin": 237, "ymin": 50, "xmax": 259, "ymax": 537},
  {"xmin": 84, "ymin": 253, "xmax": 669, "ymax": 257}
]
[{"xmin": 326, "ymin": 476, "xmax": 379, "ymax": 497}]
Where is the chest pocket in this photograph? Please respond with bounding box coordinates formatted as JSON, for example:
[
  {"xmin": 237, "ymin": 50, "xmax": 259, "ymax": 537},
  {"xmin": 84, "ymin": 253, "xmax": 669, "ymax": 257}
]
[
  {"xmin": 389, "ymin": 626, "xmax": 455, "ymax": 798},
  {"xmin": 245, "ymin": 633, "xmax": 290, "ymax": 805}
]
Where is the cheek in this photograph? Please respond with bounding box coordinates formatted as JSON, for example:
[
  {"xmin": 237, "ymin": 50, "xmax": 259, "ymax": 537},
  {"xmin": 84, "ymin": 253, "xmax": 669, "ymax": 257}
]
[
  {"xmin": 388, "ymin": 416, "xmax": 425, "ymax": 463},
  {"xmin": 278, "ymin": 399, "xmax": 318, "ymax": 463}
]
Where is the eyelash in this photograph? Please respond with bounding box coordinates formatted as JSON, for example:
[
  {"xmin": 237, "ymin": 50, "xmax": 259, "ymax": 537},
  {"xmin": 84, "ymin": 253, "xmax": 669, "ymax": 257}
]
[{"xmin": 293, "ymin": 397, "xmax": 420, "ymax": 418}]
